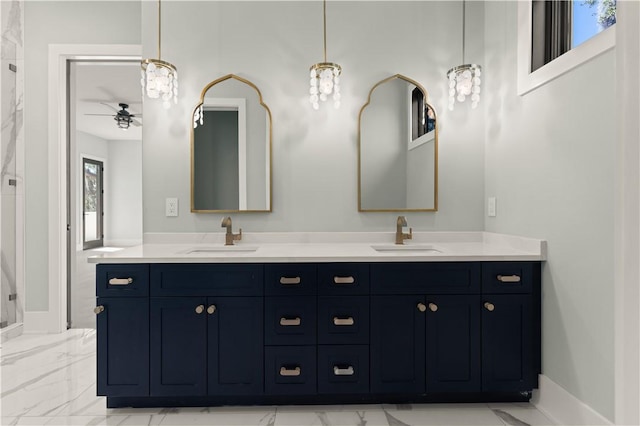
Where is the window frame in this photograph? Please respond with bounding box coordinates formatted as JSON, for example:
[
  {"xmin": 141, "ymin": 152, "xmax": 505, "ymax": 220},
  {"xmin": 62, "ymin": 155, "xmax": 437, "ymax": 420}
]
[{"xmin": 517, "ymin": 0, "xmax": 616, "ymax": 96}]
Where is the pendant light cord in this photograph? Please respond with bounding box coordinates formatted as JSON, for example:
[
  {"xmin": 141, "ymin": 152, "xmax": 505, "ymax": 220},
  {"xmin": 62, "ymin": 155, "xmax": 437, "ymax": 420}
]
[
  {"xmin": 323, "ymin": 0, "xmax": 327, "ymax": 62},
  {"xmin": 461, "ymin": 0, "xmax": 466, "ymax": 63},
  {"xmin": 157, "ymin": 0, "xmax": 162, "ymax": 60}
]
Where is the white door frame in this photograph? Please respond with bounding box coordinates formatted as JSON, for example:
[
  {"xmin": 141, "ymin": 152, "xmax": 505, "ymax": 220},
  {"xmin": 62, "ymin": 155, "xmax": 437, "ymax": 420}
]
[{"xmin": 37, "ymin": 44, "xmax": 141, "ymax": 333}]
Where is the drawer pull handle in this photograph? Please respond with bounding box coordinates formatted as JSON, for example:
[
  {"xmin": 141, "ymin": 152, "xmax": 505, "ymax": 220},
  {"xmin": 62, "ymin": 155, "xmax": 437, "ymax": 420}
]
[
  {"xmin": 279, "ymin": 366, "xmax": 301, "ymax": 376},
  {"xmin": 333, "ymin": 276, "xmax": 355, "ymax": 284},
  {"xmin": 280, "ymin": 277, "xmax": 301, "ymax": 285},
  {"xmin": 417, "ymin": 303, "xmax": 427, "ymax": 312},
  {"xmin": 207, "ymin": 305, "xmax": 216, "ymax": 315},
  {"xmin": 195, "ymin": 305, "xmax": 205, "ymax": 314},
  {"xmin": 497, "ymin": 274, "xmax": 521, "ymax": 283},
  {"xmin": 428, "ymin": 303, "xmax": 438, "ymax": 312},
  {"xmin": 109, "ymin": 278, "xmax": 133, "ymax": 285},
  {"xmin": 280, "ymin": 317, "xmax": 301, "ymax": 326},
  {"xmin": 333, "ymin": 317, "xmax": 354, "ymax": 326},
  {"xmin": 484, "ymin": 302, "xmax": 495, "ymax": 312},
  {"xmin": 94, "ymin": 305, "xmax": 105, "ymax": 315},
  {"xmin": 333, "ymin": 366, "xmax": 355, "ymax": 376}
]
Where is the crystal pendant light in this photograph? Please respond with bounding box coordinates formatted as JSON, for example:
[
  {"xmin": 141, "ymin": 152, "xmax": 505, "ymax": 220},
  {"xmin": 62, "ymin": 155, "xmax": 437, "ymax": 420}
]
[
  {"xmin": 309, "ymin": 0, "xmax": 342, "ymax": 110},
  {"xmin": 446, "ymin": 0, "xmax": 481, "ymax": 110},
  {"xmin": 141, "ymin": 0, "xmax": 178, "ymax": 109}
]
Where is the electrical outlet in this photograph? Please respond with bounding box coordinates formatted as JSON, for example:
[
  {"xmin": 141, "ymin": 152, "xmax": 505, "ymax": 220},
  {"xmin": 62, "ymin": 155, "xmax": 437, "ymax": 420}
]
[
  {"xmin": 166, "ymin": 198, "xmax": 178, "ymax": 217},
  {"xmin": 488, "ymin": 197, "xmax": 497, "ymax": 217}
]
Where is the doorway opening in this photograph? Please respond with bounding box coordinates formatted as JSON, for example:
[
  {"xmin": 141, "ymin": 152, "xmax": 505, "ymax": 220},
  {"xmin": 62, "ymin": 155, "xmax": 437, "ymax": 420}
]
[{"xmin": 67, "ymin": 59, "xmax": 142, "ymax": 329}]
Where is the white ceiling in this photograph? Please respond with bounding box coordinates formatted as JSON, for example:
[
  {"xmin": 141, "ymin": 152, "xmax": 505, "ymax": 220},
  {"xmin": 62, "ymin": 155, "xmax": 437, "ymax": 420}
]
[{"xmin": 74, "ymin": 61, "xmax": 142, "ymax": 141}]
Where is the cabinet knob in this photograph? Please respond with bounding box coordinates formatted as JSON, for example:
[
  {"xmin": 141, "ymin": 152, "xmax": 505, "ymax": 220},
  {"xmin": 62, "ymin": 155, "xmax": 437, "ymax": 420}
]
[
  {"xmin": 484, "ymin": 302, "xmax": 495, "ymax": 312},
  {"xmin": 195, "ymin": 304, "xmax": 205, "ymax": 314},
  {"xmin": 94, "ymin": 305, "xmax": 105, "ymax": 315},
  {"xmin": 417, "ymin": 303, "xmax": 427, "ymax": 312},
  {"xmin": 428, "ymin": 303, "xmax": 438, "ymax": 312},
  {"xmin": 207, "ymin": 305, "xmax": 216, "ymax": 315}
]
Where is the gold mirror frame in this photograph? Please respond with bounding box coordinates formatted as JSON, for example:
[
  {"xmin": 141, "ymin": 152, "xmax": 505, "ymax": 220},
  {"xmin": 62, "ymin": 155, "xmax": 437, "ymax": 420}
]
[
  {"xmin": 191, "ymin": 74, "xmax": 273, "ymax": 213},
  {"xmin": 357, "ymin": 74, "xmax": 439, "ymax": 212}
]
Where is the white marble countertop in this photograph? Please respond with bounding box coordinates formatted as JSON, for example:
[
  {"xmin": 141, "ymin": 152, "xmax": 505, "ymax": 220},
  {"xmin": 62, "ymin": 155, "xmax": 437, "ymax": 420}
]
[{"xmin": 88, "ymin": 232, "xmax": 546, "ymax": 264}]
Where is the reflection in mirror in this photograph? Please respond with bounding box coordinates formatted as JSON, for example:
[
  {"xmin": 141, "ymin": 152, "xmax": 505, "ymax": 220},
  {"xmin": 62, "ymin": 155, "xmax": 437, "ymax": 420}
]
[
  {"xmin": 358, "ymin": 74, "xmax": 438, "ymax": 212},
  {"xmin": 191, "ymin": 74, "xmax": 272, "ymax": 212}
]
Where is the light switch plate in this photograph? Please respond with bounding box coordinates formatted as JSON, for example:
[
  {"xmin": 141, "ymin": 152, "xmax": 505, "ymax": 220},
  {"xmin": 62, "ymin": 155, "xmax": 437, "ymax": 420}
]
[
  {"xmin": 166, "ymin": 198, "xmax": 178, "ymax": 217},
  {"xmin": 488, "ymin": 197, "xmax": 497, "ymax": 217}
]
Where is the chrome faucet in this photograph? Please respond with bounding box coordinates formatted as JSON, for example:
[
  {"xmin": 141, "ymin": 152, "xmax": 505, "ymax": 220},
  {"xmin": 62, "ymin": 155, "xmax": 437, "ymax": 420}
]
[
  {"xmin": 221, "ymin": 216, "xmax": 242, "ymax": 246},
  {"xmin": 395, "ymin": 216, "xmax": 413, "ymax": 245}
]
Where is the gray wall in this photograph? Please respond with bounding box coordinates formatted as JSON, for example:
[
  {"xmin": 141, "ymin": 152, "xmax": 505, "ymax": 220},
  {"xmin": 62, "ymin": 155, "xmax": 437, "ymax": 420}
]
[
  {"xmin": 483, "ymin": 1, "xmax": 615, "ymax": 420},
  {"xmin": 141, "ymin": 1, "xmax": 486, "ymax": 232},
  {"xmin": 107, "ymin": 139, "xmax": 142, "ymax": 245}
]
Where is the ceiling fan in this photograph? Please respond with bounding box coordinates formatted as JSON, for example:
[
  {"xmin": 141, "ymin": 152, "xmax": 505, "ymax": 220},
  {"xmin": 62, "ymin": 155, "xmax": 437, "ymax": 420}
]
[{"xmin": 85, "ymin": 102, "xmax": 142, "ymax": 130}]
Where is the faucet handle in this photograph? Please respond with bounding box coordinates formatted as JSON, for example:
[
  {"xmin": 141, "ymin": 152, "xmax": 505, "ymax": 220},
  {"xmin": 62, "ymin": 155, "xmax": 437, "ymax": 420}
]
[{"xmin": 406, "ymin": 227, "xmax": 413, "ymax": 240}]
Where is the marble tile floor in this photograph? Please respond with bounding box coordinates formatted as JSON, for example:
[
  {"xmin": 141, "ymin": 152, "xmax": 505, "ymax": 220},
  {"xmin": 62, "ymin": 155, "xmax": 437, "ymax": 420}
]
[{"xmin": 0, "ymin": 329, "xmax": 556, "ymax": 426}]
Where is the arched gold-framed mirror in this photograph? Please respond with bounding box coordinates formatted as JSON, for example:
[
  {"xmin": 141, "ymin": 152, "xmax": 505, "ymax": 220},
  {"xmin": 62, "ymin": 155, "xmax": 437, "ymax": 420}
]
[
  {"xmin": 358, "ymin": 74, "xmax": 438, "ymax": 212},
  {"xmin": 191, "ymin": 74, "xmax": 272, "ymax": 213}
]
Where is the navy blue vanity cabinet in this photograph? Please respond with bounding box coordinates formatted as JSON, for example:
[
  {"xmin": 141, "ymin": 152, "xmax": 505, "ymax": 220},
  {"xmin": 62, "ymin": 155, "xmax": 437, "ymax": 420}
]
[
  {"xmin": 150, "ymin": 297, "xmax": 208, "ymax": 396},
  {"xmin": 370, "ymin": 263, "xmax": 482, "ymax": 394},
  {"xmin": 370, "ymin": 295, "xmax": 426, "ymax": 394},
  {"xmin": 317, "ymin": 263, "xmax": 371, "ymax": 394},
  {"xmin": 264, "ymin": 264, "xmax": 318, "ymax": 394},
  {"xmin": 98, "ymin": 260, "xmax": 541, "ymax": 407},
  {"xmin": 149, "ymin": 264, "xmax": 264, "ymax": 397},
  {"xmin": 481, "ymin": 262, "xmax": 541, "ymax": 392},
  {"xmin": 96, "ymin": 264, "xmax": 149, "ymax": 397}
]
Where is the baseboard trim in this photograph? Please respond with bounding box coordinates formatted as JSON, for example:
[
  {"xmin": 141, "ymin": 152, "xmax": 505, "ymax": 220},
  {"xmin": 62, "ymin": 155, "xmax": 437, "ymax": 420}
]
[
  {"xmin": 532, "ymin": 375, "xmax": 613, "ymax": 425},
  {"xmin": 1, "ymin": 323, "xmax": 24, "ymax": 343}
]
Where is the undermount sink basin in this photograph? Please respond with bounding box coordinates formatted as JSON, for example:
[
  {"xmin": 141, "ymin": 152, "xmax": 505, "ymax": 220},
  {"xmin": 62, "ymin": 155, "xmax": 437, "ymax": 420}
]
[
  {"xmin": 184, "ymin": 245, "xmax": 259, "ymax": 254},
  {"xmin": 371, "ymin": 244, "xmax": 442, "ymax": 253}
]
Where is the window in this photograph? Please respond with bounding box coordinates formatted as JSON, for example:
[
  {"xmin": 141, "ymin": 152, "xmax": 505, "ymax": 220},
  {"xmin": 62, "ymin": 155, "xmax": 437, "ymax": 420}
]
[{"xmin": 517, "ymin": 0, "xmax": 616, "ymax": 94}]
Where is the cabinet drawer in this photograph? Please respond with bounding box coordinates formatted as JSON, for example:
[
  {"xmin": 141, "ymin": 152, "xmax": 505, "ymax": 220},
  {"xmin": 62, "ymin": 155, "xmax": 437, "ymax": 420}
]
[
  {"xmin": 318, "ymin": 263, "xmax": 369, "ymax": 295},
  {"xmin": 371, "ymin": 262, "xmax": 480, "ymax": 294},
  {"xmin": 482, "ymin": 262, "xmax": 538, "ymax": 294},
  {"xmin": 265, "ymin": 346, "xmax": 316, "ymax": 395},
  {"xmin": 318, "ymin": 345, "xmax": 369, "ymax": 394},
  {"xmin": 265, "ymin": 297, "xmax": 316, "ymax": 345},
  {"xmin": 97, "ymin": 264, "xmax": 149, "ymax": 297},
  {"xmin": 265, "ymin": 264, "xmax": 316, "ymax": 296},
  {"xmin": 318, "ymin": 296, "xmax": 369, "ymax": 345},
  {"xmin": 150, "ymin": 264, "xmax": 263, "ymax": 296}
]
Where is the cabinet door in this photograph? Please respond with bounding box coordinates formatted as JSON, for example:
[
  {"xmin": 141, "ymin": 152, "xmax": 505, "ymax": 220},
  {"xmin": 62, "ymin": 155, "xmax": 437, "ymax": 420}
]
[
  {"xmin": 370, "ymin": 295, "xmax": 425, "ymax": 394},
  {"xmin": 425, "ymin": 295, "xmax": 481, "ymax": 392},
  {"xmin": 96, "ymin": 297, "xmax": 149, "ymax": 396},
  {"xmin": 208, "ymin": 297, "xmax": 264, "ymax": 395},
  {"xmin": 150, "ymin": 297, "xmax": 207, "ymax": 396},
  {"xmin": 482, "ymin": 294, "xmax": 533, "ymax": 392}
]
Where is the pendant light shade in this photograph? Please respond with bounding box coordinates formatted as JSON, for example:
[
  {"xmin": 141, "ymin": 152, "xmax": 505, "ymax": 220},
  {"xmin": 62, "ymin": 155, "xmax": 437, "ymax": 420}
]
[
  {"xmin": 141, "ymin": 0, "xmax": 178, "ymax": 109},
  {"xmin": 446, "ymin": 0, "xmax": 482, "ymax": 110},
  {"xmin": 309, "ymin": 0, "xmax": 342, "ymax": 110}
]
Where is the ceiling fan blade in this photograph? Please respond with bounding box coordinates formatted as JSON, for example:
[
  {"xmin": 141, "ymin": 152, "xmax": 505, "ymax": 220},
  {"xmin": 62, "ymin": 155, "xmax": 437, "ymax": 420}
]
[
  {"xmin": 131, "ymin": 118, "xmax": 142, "ymax": 127},
  {"xmin": 84, "ymin": 113, "xmax": 114, "ymax": 116},
  {"xmin": 99, "ymin": 102, "xmax": 121, "ymax": 113}
]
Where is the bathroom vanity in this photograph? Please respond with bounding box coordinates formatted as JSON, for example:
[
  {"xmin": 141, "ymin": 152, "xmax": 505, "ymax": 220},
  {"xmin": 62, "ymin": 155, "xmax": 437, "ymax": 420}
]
[{"xmin": 90, "ymin": 233, "xmax": 544, "ymax": 408}]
